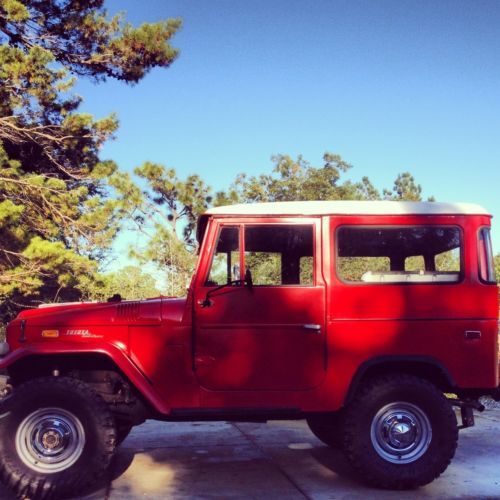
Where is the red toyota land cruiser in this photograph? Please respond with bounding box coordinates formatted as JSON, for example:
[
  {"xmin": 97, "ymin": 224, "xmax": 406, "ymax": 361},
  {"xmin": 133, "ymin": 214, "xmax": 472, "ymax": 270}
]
[{"xmin": 0, "ymin": 201, "xmax": 498, "ymax": 498}]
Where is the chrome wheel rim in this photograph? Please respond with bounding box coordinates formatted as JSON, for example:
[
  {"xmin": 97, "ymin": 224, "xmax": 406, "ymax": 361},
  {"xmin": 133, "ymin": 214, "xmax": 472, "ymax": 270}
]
[
  {"xmin": 370, "ymin": 402, "xmax": 431, "ymax": 464},
  {"xmin": 15, "ymin": 408, "xmax": 85, "ymax": 473}
]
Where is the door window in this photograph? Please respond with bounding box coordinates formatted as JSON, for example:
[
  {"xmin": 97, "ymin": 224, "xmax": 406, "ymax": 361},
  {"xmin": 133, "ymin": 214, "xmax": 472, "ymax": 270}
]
[
  {"xmin": 206, "ymin": 226, "xmax": 240, "ymax": 286},
  {"xmin": 206, "ymin": 224, "xmax": 315, "ymax": 286},
  {"xmin": 244, "ymin": 225, "xmax": 314, "ymax": 286}
]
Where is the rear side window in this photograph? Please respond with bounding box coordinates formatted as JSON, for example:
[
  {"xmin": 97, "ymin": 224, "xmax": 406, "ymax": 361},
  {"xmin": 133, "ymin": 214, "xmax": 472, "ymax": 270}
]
[
  {"xmin": 337, "ymin": 226, "xmax": 462, "ymax": 283},
  {"xmin": 478, "ymin": 227, "xmax": 496, "ymax": 283}
]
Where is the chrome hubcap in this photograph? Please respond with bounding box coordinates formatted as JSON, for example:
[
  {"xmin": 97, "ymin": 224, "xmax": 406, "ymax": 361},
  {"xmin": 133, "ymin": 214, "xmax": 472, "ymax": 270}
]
[
  {"xmin": 16, "ymin": 408, "xmax": 85, "ymax": 473},
  {"xmin": 370, "ymin": 402, "xmax": 431, "ymax": 464}
]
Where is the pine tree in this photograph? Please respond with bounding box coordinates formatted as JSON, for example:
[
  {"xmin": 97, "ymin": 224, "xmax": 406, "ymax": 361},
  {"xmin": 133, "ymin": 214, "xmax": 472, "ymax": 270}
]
[{"xmin": 0, "ymin": 0, "xmax": 181, "ymax": 321}]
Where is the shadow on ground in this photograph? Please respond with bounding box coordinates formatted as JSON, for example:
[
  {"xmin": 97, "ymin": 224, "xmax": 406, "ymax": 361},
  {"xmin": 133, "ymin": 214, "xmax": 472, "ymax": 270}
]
[{"xmin": 0, "ymin": 412, "xmax": 499, "ymax": 499}]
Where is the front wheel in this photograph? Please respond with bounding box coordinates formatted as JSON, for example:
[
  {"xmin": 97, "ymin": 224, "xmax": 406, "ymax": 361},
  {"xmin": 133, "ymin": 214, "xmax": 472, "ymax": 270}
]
[
  {"xmin": 0, "ymin": 376, "xmax": 117, "ymax": 499},
  {"xmin": 116, "ymin": 420, "xmax": 133, "ymax": 445},
  {"xmin": 342, "ymin": 374, "xmax": 458, "ymax": 489}
]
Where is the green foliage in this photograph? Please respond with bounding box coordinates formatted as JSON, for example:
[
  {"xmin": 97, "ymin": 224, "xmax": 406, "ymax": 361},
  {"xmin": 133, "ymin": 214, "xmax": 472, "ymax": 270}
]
[
  {"xmin": 215, "ymin": 152, "xmax": 366, "ymax": 204},
  {"xmin": 214, "ymin": 154, "xmax": 429, "ymax": 206},
  {"xmin": 338, "ymin": 256, "xmax": 390, "ymax": 281},
  {"xmin": 243, "ymin": 253, "xmax": 314, "ymax": 286},
  {"xmin": 0, "ymin": 0, "xmax": 180, "ymax": 321},
  {"xmin": 435, "ymin": 250, "xmax": 460, "ymax": 272},
  {"xmin": 246, "ymin": 252, "xmax": 282, "ymax": 285},
  {"xmin": 133, "ymin": 152, "xmax": 430, "ymax": 296},
  {"xmin": 405, "ymin": 251, "xmax": 460, "ymax": 273},
  {"xmin": 78, "ymin": 266, "xmax": 160, "ymax": 302},
  {"xmin": 120, "ymin": 164, "xmax": 212, "ymax": 296},
  {"xmin": 494, "ymin": 253, "xmax": 500, "ymax": 283},
  {"xmin": 129, "ymin": 225, "xmax": 196, "ymax": 297},
  {"xmin": 0, "ymin": 0, "xmax": 181, "ymax": 82},
  {"xmin": 383, "ymin": 172, "xmax": 429, "ymax": 201},
  {"xmin": 207, "ymin": 251, "xmax": 240, "ymax": 286},
  {"xmin": 133, "ymin": 162, "xmax": 211, "ymax": 248}
]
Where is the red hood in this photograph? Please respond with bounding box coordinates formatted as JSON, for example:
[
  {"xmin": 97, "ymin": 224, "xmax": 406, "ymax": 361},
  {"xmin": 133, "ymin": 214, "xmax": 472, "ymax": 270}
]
[
  {"xmin": 15, "ymin": 298, "xmax": 163, "ymax": 325},
  {"xmin": 6, "ymin": 297, "xmax": 188, "ymax": 351},
  {"xmin": 12, "ymin": 296, "xmax": 188, "ymax": 326}
]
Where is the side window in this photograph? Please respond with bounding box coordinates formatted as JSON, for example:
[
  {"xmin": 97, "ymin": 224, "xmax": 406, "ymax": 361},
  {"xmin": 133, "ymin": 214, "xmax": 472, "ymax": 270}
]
[
  {"xmin": 337, "ymin": 226, "xmax": 462, "ymax": 283},
  {"xmin": 206, "ymin": 227, "xmax": 240, "ymax": 286},
  {"xmin": 244, "ymin": 225, "xmax": 314, "ymax": 286},
  {"xmin": 478, "ymin": 227, "xmax": 496, "ymax": 283}
]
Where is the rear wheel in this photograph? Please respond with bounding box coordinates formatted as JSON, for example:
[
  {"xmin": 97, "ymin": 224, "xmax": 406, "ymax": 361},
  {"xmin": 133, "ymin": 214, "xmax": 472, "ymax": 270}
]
[
  {"xmin": 342, "ymin": 374, "xmax": 458, "ymax": 489},
  {"xmin": 0, "ymin": 377, "xmax": 116, "ymax": 499}
]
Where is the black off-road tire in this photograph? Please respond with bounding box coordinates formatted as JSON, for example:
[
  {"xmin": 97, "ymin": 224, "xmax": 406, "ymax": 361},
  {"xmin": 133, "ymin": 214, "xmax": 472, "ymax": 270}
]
[
  {"xmin": 307, "ymin": 411, "xmax": 344, "ymax": 448},
  {"xmin": 116, "ymin": 420, "xmax": 133, "ymax": 445},
  {"xmin": 342, "ymin": 374, "xmax": 458, "ymax": 489},
  {"xmin": 0, "ymin": 376, "xmax": 117, "ymax": 499}
]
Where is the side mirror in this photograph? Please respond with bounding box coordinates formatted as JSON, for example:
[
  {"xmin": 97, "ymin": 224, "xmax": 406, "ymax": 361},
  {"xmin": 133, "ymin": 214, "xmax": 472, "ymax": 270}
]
[{"xmin": 199, "ymin": 271, "xmax": 253, "ymax": 309}]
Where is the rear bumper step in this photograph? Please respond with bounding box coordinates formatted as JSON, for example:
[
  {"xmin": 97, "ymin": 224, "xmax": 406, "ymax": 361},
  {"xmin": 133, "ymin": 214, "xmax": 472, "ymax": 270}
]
[
  {"xmin": 451, "ymin": 399, "xmax": 485, "ymax": 430},
  {"xmin": 492, "ymin": 386, "xmax": 500, "ymax": 402}
]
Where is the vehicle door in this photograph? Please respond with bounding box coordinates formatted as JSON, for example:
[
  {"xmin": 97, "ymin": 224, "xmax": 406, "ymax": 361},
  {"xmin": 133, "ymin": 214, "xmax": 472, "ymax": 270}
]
[{"xmin": 194, "ymin": 218, "xmax": 326, "ymax": 391}]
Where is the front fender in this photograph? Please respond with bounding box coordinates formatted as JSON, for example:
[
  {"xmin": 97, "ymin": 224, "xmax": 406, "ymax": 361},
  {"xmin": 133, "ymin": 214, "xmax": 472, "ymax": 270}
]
[{"xmin": 0, "ymin": 341, "xmax": 171, "ymax": 415}]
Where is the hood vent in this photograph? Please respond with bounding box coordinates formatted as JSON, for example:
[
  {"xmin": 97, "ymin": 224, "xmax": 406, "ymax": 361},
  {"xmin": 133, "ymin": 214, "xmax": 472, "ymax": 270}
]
[{"xmin": 116, "ymin": 302, "xmax": 140, "ymax": 321}]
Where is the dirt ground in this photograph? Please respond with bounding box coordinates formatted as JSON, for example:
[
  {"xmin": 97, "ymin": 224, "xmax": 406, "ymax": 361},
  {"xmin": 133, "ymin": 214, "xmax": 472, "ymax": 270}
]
[{"xmin": 2, "ymin": 406, "xmax": 499, "ymax": 499}]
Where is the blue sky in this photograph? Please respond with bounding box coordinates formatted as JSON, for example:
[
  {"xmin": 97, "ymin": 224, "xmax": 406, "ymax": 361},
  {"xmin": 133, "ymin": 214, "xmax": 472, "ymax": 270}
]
[{"xmin": 78, "ymin": 0, "xmax": 500, "ymax": 264}]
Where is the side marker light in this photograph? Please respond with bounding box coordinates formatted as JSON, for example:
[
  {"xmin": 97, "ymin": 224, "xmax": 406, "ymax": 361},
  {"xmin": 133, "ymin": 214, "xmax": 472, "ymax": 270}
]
[{"xmin": 42, "ymin": 330, "xmax": 59, "ymax": 338}]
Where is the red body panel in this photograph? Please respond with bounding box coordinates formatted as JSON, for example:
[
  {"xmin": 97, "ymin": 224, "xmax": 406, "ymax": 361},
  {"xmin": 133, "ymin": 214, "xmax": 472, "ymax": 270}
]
[
  {"xmin": 325, "ymin": 214, "xmax": 499, "ymax": 408},
  {"xmin": 2, "ymin": 211, "xmax": 498, "ymax": 416},
  {"xmin": 194, "ymin": 285, "xmax": 326, "ymax": 391}
]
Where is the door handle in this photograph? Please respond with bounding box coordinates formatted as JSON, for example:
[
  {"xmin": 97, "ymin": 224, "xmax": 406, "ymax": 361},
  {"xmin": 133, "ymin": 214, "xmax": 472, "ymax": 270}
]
[
  {"xmin": 464, "ymin": 330, "xmax": 481, "ymax": 340},
  {"xmin": 195, "ymin": 355, "xmax": 216, "ymax": 365},
  {"xmin": 303, "ymin": 324, "xmax": 321, "ymax": 333}
]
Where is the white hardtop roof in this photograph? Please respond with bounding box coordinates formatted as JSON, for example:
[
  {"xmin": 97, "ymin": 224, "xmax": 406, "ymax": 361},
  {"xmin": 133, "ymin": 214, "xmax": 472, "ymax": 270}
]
[{"xmin": 205, "ymin": 201, "xmax": 490, "ymax": 217}]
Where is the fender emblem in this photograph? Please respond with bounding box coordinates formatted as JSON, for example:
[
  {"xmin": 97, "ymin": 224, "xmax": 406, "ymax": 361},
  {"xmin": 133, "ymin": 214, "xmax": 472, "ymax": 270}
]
[{"xmin": 65, "ymin": 329, "xmax": 102, "ymax": 339}]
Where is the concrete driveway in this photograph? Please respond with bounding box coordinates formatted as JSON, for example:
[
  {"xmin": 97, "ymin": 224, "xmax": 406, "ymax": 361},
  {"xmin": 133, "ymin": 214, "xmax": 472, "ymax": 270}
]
[{"xmin": 1, "ymin": 408, "xmax": 499, "ymax": 499}]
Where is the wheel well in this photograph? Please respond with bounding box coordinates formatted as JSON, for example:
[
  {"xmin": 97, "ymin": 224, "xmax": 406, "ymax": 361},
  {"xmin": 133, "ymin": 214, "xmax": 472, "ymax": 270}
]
[
  {"xmin": 8, "ymin": 353, "xmax": 117, "ymax": 383},
  {"xmin": 7, "ymin": 353, "xmax": 152, "ymax": 425},
  {"xmin": 345, "ymin": 358, "xmax": 455, "ymax": 405}
]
